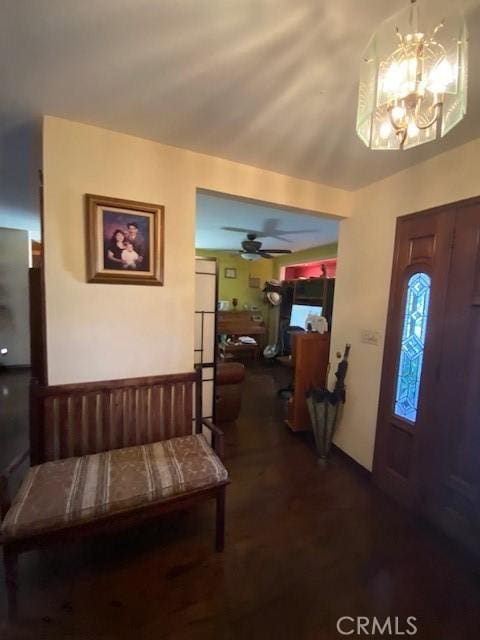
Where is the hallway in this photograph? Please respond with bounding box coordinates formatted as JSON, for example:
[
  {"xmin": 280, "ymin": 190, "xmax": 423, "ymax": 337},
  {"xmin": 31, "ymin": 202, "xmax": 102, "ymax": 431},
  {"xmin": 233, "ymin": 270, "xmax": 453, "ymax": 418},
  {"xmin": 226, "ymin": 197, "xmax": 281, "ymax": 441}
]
[{"xmin": 1, "ymin": 365, "xmax": 480, "ymax": 639}]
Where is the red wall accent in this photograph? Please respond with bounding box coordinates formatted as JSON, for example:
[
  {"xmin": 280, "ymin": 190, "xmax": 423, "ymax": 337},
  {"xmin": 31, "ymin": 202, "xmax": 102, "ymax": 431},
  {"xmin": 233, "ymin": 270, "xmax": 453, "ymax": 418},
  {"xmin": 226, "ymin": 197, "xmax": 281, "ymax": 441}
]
[{"xmin": 284, "ymin": 259, "xmax": 336, "ymax": 280}]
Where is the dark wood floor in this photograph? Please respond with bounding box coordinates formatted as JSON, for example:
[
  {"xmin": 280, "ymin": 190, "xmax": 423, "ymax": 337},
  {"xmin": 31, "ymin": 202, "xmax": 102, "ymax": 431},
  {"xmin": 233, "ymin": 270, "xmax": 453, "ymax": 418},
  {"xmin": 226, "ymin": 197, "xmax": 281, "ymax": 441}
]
[{"xmin": 1, "ymin": 365, "xmax": 480, "ymax": 639}]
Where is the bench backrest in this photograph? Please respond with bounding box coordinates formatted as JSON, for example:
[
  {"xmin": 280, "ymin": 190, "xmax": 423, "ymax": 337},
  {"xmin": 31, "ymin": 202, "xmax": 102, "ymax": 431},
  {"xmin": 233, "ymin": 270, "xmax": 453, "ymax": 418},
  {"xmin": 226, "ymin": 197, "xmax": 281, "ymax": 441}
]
[{"xmin": 30, "ymin": 370, "xmax": 202, "ymax": 464}]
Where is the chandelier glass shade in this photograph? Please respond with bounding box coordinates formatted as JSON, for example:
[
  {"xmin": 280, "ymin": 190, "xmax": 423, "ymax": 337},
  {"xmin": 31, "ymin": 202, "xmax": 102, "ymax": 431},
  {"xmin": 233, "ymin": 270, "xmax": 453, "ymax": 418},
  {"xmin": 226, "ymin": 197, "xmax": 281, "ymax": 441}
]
[{"xmin": 356, "ymin": 0, "xmax": 468, "ymax": 150}]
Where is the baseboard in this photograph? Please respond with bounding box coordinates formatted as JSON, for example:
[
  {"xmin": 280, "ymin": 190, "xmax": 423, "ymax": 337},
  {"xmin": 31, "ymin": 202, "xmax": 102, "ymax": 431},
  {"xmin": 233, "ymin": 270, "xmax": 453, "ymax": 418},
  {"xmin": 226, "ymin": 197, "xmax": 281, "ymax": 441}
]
[
  {"xmin": 331, "ymin": 444, "xmax": 372, "ymax": 480},
  {"xmin": 0, "ymin": 365, "xmax": 31, "ymax": 371}
]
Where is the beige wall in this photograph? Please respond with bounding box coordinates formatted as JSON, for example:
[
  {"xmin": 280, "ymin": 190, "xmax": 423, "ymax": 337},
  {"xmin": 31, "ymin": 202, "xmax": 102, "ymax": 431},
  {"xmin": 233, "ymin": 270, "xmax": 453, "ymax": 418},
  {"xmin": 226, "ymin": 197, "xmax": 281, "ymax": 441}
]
[
  {"xmin": 330, "ymin": 137, "xmax": 480, "ymax": 470},
  {"xmin": 0, "ymin": 228, "xmax": 30, "ymax": 366},
  {"xmin": 44, "ymin": 116, "xmax": 480, "ymax": 470},
  {"xmin": 43, "ymin": 117, "xmax": 350, "ymax": 384}
]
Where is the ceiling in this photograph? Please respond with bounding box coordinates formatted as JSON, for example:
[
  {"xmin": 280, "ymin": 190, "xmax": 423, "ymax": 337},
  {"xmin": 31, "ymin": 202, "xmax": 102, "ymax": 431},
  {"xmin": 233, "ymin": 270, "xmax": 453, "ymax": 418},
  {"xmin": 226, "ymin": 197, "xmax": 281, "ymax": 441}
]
[
  {"xmin": 196, "ymin": 192, "xmax": 338, "ymax": 252},
  {"xmin": 1, "ymin": 0, "xmax": 480, "ymax": 237}
]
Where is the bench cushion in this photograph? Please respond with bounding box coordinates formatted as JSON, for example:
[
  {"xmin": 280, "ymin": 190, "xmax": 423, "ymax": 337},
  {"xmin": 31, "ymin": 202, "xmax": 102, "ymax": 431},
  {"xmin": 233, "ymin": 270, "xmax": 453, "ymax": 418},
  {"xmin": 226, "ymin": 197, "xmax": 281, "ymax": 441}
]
[{"xmin": 1, "ymin": 434, "xmax": 227, "ymax": 541}]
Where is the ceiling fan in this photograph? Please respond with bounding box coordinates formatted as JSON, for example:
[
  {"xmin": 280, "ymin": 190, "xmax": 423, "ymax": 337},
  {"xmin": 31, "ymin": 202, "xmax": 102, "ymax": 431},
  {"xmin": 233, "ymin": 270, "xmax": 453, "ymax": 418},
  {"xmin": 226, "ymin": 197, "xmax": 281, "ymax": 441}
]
[
  {"xmin": 222, "ymin": 217, "xmax": 318, "ymax": 243},
  {"xmin": 234, "ymin": 234, "xmax": 292, "ymax": 261}
]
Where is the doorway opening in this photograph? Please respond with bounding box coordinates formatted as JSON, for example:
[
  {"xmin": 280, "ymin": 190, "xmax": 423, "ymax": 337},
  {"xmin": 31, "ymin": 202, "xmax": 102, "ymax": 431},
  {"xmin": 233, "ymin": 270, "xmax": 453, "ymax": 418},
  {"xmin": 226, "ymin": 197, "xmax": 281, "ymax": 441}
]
[{"xmin": 194, "ymin": 189, "xmax": 340, "ymax": 436}]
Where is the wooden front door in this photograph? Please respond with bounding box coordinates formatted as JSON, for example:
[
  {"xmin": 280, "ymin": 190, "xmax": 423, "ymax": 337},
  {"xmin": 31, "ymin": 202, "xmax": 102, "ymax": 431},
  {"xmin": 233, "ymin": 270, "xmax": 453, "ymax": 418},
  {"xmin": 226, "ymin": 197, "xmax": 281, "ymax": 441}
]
[{"xmin": 373, "ymin": 198, "xmax": 480, "ymax": 555}]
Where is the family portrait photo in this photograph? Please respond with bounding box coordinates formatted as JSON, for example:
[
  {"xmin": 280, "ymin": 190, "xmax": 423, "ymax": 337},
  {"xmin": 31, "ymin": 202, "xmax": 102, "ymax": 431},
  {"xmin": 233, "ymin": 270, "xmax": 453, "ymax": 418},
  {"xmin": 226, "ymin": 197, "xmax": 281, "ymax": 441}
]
[
  {"xmin": 86, "ymin": 194, "xmax": 164, "ymax": 286},
  {"xmin": 103, "ymin": 212, "xmax": 150, "ymax": 272}
]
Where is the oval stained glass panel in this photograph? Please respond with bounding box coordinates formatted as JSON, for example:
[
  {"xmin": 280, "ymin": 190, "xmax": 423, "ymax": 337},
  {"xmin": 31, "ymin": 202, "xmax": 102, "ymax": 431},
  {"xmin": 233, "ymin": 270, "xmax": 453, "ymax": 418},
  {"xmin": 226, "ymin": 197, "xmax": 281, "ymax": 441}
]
[{"xmin": 394, "ymin": 272, "xmax": 432, "ymax": 422}]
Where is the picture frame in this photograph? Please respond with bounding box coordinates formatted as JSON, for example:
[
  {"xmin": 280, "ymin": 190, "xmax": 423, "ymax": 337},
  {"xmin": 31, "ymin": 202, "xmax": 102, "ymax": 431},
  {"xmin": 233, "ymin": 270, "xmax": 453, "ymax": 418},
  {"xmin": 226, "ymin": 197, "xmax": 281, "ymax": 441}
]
[
  {"xmin": 224, "ymin": 268, "xmax": 237, "ymax": 279},
  {"xmin": 249, "ymin": 276, "xmax": 260, "ymax": 288},
  {"xmin": 85, "ymin": 194, "xmax": 164, "ymax": 286}
]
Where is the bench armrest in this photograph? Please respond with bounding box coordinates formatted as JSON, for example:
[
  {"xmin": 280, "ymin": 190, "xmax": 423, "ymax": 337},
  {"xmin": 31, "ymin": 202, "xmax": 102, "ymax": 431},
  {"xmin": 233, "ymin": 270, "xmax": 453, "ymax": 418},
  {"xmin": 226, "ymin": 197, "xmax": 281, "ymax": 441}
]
[
  {"xmin": 0, "ymin": 449, "xmax": 29, "ymax": 522},
  {"xmin": 202, "ymin": 419, "xmax": 225, "ymax": 460}
]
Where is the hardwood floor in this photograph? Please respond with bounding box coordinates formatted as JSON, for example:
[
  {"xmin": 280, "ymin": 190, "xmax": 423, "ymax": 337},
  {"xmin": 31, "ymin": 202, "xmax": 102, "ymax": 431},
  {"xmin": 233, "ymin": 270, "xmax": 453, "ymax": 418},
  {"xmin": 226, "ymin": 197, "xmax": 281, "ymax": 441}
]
[{"xmin": 1, "ymin": 364, "xmax": 480, "ymax": 639}]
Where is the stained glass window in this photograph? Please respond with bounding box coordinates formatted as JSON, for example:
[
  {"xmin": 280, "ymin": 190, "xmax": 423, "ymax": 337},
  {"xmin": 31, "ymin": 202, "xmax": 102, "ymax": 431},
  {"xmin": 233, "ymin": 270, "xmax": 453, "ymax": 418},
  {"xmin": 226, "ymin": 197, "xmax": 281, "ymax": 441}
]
[{"xmin": 394, "ymin": 273, "xmax": 431, "ymax": 422}]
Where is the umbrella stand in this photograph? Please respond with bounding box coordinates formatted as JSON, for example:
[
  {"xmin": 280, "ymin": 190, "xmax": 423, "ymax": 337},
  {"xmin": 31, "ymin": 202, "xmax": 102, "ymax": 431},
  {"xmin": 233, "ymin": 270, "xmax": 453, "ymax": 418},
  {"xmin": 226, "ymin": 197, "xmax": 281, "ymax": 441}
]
[
  {"xmin": 306, "ymin": 343, "xmax": 350, "ymax": 465},
  {"xmin": 306, "ymin": 395, "xmax": 340, "ymax": 465},
  {"xmin": 307, "ymin": 391, "xmax": 327, "ymax": 462}
]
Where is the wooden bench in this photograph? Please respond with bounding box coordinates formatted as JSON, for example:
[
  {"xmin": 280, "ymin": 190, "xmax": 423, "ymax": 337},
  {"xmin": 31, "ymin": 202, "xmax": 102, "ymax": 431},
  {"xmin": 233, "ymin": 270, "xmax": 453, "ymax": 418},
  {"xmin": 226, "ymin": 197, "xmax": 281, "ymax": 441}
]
[{"xmin": 0, "ymin": 369, "xmax": 228, "ymax": 619}]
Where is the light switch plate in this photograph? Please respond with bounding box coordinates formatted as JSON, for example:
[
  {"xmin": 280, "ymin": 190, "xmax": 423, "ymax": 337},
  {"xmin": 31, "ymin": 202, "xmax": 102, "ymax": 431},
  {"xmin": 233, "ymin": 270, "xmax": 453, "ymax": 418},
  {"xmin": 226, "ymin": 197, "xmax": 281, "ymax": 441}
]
[{"xmin": 361, "ymin": 329, "xmax": 380, "ymax": 345}]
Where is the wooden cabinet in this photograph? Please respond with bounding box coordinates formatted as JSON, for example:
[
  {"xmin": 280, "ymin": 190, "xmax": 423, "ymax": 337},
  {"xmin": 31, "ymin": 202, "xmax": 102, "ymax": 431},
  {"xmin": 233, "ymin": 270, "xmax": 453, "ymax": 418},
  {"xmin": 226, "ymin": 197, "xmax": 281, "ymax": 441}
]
[{"xmin": 284, "ymin": 332, "xmax": 330, "ymax": 432}]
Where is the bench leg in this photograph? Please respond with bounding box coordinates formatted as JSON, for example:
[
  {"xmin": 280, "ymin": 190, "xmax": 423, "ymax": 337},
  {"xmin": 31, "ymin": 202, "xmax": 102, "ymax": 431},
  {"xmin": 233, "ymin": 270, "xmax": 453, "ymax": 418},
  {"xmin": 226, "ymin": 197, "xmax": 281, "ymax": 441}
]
[
  {"xmin": 4, "ymin": 546, "xmax": 18, "ymax": 620},
  {"xmin": 215, "ymin": 486, "xmax": 226, "ymax": 552}
]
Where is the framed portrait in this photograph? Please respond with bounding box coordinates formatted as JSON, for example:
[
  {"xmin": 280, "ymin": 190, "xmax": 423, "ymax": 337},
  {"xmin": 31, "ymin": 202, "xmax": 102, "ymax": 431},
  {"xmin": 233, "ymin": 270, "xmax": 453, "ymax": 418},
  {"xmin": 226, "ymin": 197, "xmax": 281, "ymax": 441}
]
[
  {"xmin": 224, "ymin": 268, "xmax": 237, "ymax": 279},
  {"xmin": 85, "ymin": 194, "xmax": 164, "ymax": 285}
]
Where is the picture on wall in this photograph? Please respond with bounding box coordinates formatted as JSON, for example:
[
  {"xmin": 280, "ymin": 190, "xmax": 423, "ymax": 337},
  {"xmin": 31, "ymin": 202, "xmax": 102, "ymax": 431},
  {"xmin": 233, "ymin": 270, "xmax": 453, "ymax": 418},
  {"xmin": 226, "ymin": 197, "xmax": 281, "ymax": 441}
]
[
  {"xmin": 224, "ymin": 268, "xmax": 237, "ymax": 279},
  {"xmin": 86, "ymin": 194, "xmax": 164, "ymax": 285}
]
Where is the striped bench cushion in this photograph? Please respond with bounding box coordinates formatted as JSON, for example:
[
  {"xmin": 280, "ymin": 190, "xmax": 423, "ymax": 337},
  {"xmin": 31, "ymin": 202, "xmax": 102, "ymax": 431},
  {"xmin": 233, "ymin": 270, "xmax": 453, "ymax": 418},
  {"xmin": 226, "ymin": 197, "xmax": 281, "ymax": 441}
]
[{"xmin": 1, "ymin": 434, "xmax": 227, "ymax": 541}]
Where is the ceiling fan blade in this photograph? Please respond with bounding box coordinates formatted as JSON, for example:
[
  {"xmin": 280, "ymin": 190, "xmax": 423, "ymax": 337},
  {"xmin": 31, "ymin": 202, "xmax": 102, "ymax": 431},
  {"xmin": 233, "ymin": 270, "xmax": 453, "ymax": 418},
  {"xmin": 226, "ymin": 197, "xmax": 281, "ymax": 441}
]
[
  {"xmin": 259, "ymin": 218, "xmax": 292, "ymax": 242},
  {"xmin": 259, "ymin": 249, "xmax": 292, "ymax": 254},
  {"xmin": 258, "ymin": 251, "xmax": 273, "ymax": 259},
  {"xmin": 260, "ymin": 219, "xmax": 321, "ymax": 242},
  {"xmin": 274, "ymin": 229, "xmax": 320, "ymax": 236},
  {"xmin": 222, "ymin": 224, "xmax": 285, "ymax": 240},
  {"xmin": 222, "ymin": 226, "xmax": 264, "ymax": 235}
]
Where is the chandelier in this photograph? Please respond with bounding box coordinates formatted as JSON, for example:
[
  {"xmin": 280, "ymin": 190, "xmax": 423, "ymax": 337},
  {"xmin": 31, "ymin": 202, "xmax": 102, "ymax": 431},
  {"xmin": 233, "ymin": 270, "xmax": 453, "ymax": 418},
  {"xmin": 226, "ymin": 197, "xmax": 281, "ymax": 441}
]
[{"xmin": 356, "ymin": 0, "xmax": 468, "ymax": 150}]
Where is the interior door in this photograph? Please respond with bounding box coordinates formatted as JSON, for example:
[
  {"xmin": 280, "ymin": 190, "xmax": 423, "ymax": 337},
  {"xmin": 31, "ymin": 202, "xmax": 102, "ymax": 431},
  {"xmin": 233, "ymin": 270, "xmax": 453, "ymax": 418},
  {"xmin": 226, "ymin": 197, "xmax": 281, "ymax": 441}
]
[{"xmin": 373, "ymin": 207, "xmax": 454, "ymax": 509}]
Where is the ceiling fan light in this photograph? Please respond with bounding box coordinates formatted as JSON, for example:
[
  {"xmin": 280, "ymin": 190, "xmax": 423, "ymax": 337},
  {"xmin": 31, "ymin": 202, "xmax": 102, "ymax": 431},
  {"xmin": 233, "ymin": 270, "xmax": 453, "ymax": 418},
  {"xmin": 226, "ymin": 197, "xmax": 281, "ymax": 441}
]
[{"xmin": 240, "ymin": 252, "xmax": 262, "ymax": 262}]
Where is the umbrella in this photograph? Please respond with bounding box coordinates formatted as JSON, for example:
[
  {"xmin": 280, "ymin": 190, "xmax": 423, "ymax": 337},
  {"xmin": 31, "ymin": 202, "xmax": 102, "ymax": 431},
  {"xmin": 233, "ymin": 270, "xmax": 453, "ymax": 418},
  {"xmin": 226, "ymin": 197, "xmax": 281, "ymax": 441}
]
[{"xmin": 306, "ymin": 344, "xmax": 351, "ymax": 463}]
